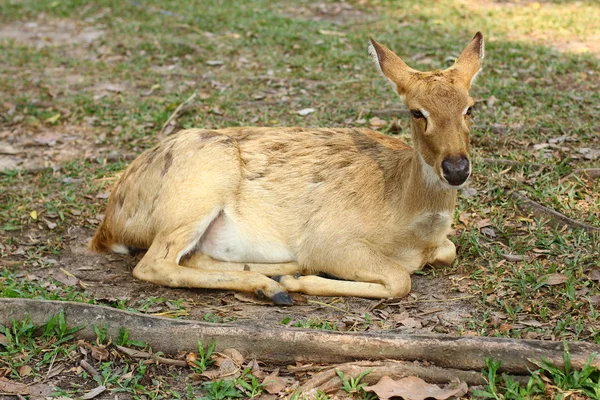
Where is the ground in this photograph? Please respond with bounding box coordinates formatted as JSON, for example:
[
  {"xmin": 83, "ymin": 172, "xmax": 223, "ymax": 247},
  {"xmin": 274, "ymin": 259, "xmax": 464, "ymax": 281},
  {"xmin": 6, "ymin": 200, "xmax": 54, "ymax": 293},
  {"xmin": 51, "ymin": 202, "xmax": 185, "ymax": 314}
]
[{"xmin": 1, "ymin": 0, "xmax": 600, "ymax": 399}]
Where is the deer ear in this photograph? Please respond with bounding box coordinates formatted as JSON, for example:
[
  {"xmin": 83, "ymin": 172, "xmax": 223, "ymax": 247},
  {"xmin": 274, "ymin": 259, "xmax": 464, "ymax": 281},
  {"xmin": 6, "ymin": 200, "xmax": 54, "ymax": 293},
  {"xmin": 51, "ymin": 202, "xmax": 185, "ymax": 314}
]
[
  {"xmin": 368, "ymin": 37, "xmax": 417, "ymax": 97},
  {"xmin": 451, "ymin": 32, "xmax": 484, "ymax": 89}
]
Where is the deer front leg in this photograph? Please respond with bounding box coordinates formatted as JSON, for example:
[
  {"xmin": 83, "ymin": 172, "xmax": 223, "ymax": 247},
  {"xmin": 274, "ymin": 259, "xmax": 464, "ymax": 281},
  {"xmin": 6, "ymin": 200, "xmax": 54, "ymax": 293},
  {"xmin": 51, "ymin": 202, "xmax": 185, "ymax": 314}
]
[
  {"xmin": 275, "ymin": 245, "xmax": 412, "ymax": 299},
  {"xmin": 132, "ymin": 229, "xmax": 294, "ymax": 305}
]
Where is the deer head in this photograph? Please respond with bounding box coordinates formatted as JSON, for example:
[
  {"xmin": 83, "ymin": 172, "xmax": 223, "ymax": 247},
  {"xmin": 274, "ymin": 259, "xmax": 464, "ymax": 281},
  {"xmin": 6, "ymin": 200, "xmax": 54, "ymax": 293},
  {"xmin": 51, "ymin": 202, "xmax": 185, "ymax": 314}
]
[{"xmin": 369, "ymin": 32, "xmax": 484, "ymax": 189}]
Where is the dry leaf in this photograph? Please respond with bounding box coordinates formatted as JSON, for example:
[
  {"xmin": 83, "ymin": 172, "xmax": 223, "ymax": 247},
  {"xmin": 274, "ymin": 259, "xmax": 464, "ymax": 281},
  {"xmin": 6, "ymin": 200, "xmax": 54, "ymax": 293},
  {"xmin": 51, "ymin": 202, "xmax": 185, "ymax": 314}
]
[
  {"xmin": 91, "ymin": 346, "xmax": 109, "ymax": 361},
  {"xmin": 18, "ymin": 365, "xmax": 32, "ymax": 377},
  {"xmin": 365, "ymin": 376, "xmax": 468, "ymax": 400},
  {"xmin": 0, "ymin": 377, "xmax": 54, "ymax": 400},
  {"xmin": 588, "ymin": 270, "xmax": 600, "ymax": 281},
  {"xmin": 262, "ymin": 371, "xmax": 287, "ymax": 394},
  {"xmin": 369, "ymin": 116, "xmax": 387, "ymax": 128},
  {"xmin": 0, "ymin": 143, "xmax": 21, "ymax": 155},
  {"xmin": 221, "ymin": 348, "xmax": 245, "ymax": 366},
  {"xmin": 233, "ymin": 292, "xmax": 271, "ymax": 305},
  {"xmin": 186, "ymin": 352, "xmax": 198, "ymax": 368},
  {"xmin": 538, "ymin": 273, "xmax": 568, "ymax": 286},
  {"xmin": 502, "ymin": 254, "xmax": 524, "ymax": 262},
  {"xmin": 81, "ymin": 385, "xmax": 106, "ymax": 400},
  {"xmin": 298, "ymin": 108, "xmax": 315, "ymax": 116}
]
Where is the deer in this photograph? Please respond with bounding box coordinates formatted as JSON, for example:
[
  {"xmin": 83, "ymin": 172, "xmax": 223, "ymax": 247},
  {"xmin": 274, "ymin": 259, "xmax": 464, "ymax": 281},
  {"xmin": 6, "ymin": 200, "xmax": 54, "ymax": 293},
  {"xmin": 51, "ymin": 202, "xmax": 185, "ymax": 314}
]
[{"xmin": 89, "ymin": 32, "xmax": 484, "ymax": 305}]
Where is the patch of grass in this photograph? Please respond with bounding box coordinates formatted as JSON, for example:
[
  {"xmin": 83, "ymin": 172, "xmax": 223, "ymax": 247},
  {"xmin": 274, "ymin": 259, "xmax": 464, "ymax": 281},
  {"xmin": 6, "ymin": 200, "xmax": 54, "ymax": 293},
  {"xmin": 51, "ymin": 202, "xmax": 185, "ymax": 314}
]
[
  {"xmin": 190, "ymin": 339, "xmax": 217, "ymax": 373},
  {"xmin": 0, "ymin": 311, "xmax": 83, "ymax": 379},
  {"xmin": 473, "ymin": 343, "xmax": 600, "ymax": 399},
  {"xmin": 336, "ymin": 368, "xmax": 375, "ymax": 399}
]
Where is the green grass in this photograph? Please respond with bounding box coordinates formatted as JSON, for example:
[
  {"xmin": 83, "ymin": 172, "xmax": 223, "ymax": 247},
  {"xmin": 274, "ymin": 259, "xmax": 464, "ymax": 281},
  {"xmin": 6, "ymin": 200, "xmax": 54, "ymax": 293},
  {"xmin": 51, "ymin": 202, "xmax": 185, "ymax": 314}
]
[{"xmin": 473, "ymin": 344, "xmax": 600, "ymax": 399}]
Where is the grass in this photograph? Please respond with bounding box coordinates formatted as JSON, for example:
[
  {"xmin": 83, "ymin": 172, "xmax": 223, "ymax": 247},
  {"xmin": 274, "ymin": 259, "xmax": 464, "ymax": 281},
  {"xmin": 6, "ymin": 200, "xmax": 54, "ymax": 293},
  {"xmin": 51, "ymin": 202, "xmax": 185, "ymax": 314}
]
[
  {"xmin": 473, "ymin": 344, "xmax": 600, "ymax": 399},
  {"xmin": 1, "ymin": 0, "xmax": 599, "ymax": 396}
]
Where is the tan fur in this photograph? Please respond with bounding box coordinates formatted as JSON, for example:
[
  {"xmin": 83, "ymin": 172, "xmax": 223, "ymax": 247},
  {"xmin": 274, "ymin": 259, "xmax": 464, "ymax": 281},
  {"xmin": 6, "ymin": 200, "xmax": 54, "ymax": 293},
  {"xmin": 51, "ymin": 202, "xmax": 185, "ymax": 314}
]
[{"xmin": 90, "ymin": 33, "xmax": 484, "ymax": 304}]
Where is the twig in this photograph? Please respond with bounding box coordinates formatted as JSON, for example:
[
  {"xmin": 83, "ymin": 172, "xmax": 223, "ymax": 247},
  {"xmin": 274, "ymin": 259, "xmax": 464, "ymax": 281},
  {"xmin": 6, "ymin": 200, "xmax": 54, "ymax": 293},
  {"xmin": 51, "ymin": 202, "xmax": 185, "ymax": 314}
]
[
  {"xmin": 307, "ymin": 300, "xmax": 349, "ymax": 314},
  {"xmin": 142, "ymin": 356, "xmax": 188, "ymax": 367},
  {"xmin": 574, "ymin": 168, "xmax": 600, "ymax": 179},
  {"xmin": 386, "ymin": 295, "xmax": 474, "ymax": 306},
  {"xmin": 159, "ymin": 93, "xmax": 197, "ymax": 136},
  {"xmin": 511, "ymin": 191, "xmax": 600, "ymax": 233},
  {"xmin": 79, "ymin": 359, "xmax": 100, "ymax": 377},
  {"xmin": 116, "ymin": 345, "xmax": 188, "ymax": 367}
]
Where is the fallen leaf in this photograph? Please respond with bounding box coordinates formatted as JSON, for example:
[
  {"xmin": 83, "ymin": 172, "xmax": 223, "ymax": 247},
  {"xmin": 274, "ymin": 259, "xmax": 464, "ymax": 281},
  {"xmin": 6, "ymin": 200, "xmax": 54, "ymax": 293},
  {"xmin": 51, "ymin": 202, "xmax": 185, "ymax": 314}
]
[
  {"xmin": 0, "ymin": 377, "xmax": 54, "ymax": 400},
  {"xmin": 233, "ymin": 292, "xmax": 271, "ymax": 305},
  {"xmin": 369, "ymin": 116, "xmax": 387, "ymax": 129},
  {"xmin": 538, "ymin": 273, "xmax": 568, "ymax": 286},
  {"xmin": 297, "ymin": 108, "xmax": 315, "ymax": 116},
  {"xmin": 30, "ymin": 210, "xmax": 38, "ymax": 220},
  {"xmin": 186, "ymin": 352, "xmax": 198, "ymax": 368},
  {"xmin": 262, "ymin": 370, "xmax": 286, "ymax": 394},
  {"xmin": 221, "ymin": 348, "xmax": 245, "ymax": 366},
  {"xmin": 18, "ymin": 365, "xmax": 32, "ymax": 377},
  {"xmin": 318, "ymin": 29, "xmax": 345, "ymax": 36},
  {"xmin": 502, "ymin": 253, "xmax": 524, "ymax": 262},
  {"xmin": 588, "ymin": 270, "xmax": 600, "ymax": 281},
  {"xmin": 53, "ymin": 269, "xmax": 79, "ymax": 287},
  {"xmin": 364, "ymin": 376, "xmax": 468, "ymax": 400},
  {"xmin": 0, "ymin": 143, "xmax": 21, "ymax": 155},
  {"xmin": 95, "ymin": 192, "xmax": 110, "ymax": 199},
  {"xmin": 206, "ymin": 60, "xmax": 224, "ymax": 66},
  {"xmin": 0, "ymin": 333, "xmax": 7, "ymax": 344},
  {"xmin": 81, "ymin": 385, "xmax": 106, "ymax": 400},
  {"xmin": 91, "ymin": 346, "xmax": 109, "ymax": 361}
]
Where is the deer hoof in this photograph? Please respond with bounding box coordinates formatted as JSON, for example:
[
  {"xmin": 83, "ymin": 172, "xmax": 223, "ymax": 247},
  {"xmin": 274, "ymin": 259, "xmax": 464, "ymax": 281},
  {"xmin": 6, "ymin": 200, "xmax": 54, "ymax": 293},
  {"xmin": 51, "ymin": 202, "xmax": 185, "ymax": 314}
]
[{"xmin": 271, "ymin": 291, "xmax": 294, "ymax": 306}]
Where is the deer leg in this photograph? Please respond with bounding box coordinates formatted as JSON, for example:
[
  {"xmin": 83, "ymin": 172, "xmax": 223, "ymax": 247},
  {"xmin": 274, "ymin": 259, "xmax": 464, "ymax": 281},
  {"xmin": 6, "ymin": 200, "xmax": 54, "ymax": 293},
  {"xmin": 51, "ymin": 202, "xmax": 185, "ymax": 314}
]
[
  {"xmin": 428, "ymin": 238, "xmax": 456, "ymax": 266},
  {"xmin": 275, "ymin": 246, "xmax": 412, "ymax": 299},
  {"xmin": 132, "ymin": 226, "xmax": 294, "ymax": 305},
  {"xmin": 182, "ymin": 252, "xmax": 303, "ymax": 277}
]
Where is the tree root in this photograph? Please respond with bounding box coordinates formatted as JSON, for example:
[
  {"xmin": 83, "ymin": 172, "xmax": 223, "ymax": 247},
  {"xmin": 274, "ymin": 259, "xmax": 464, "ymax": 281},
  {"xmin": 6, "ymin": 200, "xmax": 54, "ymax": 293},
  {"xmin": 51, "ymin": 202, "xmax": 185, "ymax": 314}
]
[
  {"xmin": 1, "ymin": 299, "xmax": 599, "ymax": 375},
  {"xmin": 511, "ymin": 191, "xmax": 599, "ymax": 233}
]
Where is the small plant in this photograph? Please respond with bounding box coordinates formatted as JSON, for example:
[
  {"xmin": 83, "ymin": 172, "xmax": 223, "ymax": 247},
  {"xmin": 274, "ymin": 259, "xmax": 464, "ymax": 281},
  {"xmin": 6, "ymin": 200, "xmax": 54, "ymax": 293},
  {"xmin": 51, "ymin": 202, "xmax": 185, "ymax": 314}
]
[
  {"xmin": 236, "ymin": 368, "xmax": 264, "ymax": 398},
  {"xmin": 200, "ymin": 380, "xmax": 243, "ymax": 400},
  {"xmin": 531, "ymin": 342, "xmax": 600, "ymax": 399},
  {"xmin": 117, "ymin": 327, "xmax": 147, "ymax": 348},
  {"xmin": 336, "ymin": 368, "xmax": 373, "ymax": 398},
  {"xmin": 191, "ymin": 339, "xmax": 217, "ymax": 373},
  {"xmin": 473, "ymin": 344, "xmax": 600, "ymax": 400},
  {"xmin": 93, "ymin": 323, "xmax": 109, "ymax": 345}
]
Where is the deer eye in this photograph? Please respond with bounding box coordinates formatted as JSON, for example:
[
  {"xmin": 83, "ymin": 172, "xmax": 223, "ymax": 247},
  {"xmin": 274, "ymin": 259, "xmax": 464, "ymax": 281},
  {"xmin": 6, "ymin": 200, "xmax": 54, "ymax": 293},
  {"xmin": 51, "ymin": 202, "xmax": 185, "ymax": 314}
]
[
  {"xmin": 411, "ymin": 110, "xmax": 425, "ymax": 119},
  {"xmin": 465, "ymin": 106, "xmax": 474, "ymax": 116}
]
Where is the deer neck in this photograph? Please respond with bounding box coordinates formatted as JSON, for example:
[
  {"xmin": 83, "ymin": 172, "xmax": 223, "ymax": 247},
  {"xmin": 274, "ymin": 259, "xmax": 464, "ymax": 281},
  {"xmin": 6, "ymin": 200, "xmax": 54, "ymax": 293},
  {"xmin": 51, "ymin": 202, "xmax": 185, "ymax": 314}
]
[{"xmin": 388, "ymin": 149, "xmax": 457, "ymax": 218}]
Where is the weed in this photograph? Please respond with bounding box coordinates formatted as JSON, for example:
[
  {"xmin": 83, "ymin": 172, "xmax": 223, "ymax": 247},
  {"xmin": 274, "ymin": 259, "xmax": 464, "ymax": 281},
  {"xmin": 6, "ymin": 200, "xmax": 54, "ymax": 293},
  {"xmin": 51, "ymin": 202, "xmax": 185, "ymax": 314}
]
[
  {"xmin": 336, "ymin": 368, "xmax": 373, "ymax": 398},
  {"xmin": 191, "ymin": 339, "xmax": 217, "ymax": 373},
  {"xmin": 200, "ymin": 380, "xmax": 244, "ymax": 400}
]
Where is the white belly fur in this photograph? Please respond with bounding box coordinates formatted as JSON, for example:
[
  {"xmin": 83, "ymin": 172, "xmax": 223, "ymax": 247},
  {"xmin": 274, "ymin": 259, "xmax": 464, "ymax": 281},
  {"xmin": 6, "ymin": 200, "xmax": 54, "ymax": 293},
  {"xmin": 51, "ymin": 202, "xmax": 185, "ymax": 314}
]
[{"xmin": 199, "ymin": 211, "xmax": 295, "ymax": 263}]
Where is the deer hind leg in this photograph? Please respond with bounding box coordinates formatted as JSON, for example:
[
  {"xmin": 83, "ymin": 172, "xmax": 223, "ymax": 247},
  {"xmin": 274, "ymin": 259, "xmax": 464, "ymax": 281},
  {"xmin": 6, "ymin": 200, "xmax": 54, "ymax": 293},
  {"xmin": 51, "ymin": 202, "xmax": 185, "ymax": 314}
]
[
  {"xmin": 275, "ymin": 245, "xmax": 412, "ymax": 299},
  {"xmin": 132, "ymin": 221, "xmax": 294, "ymax": 305},
  {"xmin": 428, "ymin": 238, "xmax": 456, "ymax": 267},
  {"xmin": 181, "ymin": 252, "xmax": 303, "ymax": 277}
]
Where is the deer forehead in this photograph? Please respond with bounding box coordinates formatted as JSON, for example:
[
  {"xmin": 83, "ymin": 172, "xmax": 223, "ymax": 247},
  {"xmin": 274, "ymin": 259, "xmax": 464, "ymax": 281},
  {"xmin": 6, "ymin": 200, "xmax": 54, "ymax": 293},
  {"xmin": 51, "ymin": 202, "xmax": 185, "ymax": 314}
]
[{"xmin": 405, "ymin": 76, "xmax": 473, "ymax": 116}]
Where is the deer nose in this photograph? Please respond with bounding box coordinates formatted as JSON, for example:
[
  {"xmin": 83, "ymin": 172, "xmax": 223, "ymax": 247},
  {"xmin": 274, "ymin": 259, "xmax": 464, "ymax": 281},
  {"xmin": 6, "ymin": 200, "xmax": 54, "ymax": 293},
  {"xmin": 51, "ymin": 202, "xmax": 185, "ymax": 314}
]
[{"xmin": 442, "ymin": 156, "xmax": 470, "ymax": 186}]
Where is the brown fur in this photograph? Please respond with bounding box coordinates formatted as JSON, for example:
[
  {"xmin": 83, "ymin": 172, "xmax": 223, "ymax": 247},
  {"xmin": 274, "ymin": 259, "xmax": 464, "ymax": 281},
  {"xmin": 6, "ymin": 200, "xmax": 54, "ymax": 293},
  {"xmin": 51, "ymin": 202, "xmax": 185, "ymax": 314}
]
[{"xmin": 90, "ymin": 33, "xmax": 484, "ymax": 304}]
